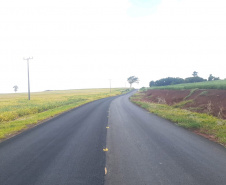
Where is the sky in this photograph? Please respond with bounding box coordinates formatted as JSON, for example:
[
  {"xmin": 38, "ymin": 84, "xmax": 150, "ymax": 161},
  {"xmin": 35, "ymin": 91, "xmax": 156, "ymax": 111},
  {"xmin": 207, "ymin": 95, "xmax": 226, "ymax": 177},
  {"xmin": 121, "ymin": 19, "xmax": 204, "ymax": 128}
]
[{"xmin": 0, "ymin": 0, "xmax": 226, "ymax": 93}]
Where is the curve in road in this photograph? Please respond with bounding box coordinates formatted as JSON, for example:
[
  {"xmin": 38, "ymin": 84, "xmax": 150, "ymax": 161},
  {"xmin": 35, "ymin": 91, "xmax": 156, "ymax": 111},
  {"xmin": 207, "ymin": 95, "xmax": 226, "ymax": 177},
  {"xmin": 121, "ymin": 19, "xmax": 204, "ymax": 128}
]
[
  {"xmin": 0, "ymin": 91, "xmax": 226, "ymax": 185},
  {"xmin": 105, "ymin": 91, "xmax": 226, "ymax": 185}
]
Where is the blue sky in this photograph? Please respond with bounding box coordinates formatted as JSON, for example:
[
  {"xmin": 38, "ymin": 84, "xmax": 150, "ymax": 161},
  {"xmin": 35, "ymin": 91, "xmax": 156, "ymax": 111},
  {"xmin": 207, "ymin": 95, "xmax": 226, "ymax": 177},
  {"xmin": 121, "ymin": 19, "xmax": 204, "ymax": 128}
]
[{"xmin": 0, "ymin": 0, "xmax": 226, "ymax": 93}]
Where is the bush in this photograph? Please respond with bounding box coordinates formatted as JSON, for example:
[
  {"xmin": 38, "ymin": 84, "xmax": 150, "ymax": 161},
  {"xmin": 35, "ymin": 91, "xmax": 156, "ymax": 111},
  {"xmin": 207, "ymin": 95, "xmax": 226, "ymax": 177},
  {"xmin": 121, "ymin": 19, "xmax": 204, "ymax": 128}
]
[
  {"xmin": 150, "ymin": 77, "xmax": 185, "ymax": 87},
  {"xmin": 185, "ymin": 77, "xmax": 207, "ymax": 83}
]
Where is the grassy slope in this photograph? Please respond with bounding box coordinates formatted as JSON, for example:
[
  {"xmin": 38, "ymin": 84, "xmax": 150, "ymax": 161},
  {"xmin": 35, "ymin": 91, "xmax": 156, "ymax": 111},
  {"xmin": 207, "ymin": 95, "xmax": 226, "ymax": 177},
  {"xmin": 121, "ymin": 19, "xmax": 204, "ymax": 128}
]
[
  {"xmin": 131, "ymin": 93, "xmax": 226, "ymax": 146},
  {"xmin": 149, "ymin": 79, "xmax": 226, "ymax": 90},
  {"xmin": 0, "ymin": 88, "xmax": 128, "ymax": 140}
]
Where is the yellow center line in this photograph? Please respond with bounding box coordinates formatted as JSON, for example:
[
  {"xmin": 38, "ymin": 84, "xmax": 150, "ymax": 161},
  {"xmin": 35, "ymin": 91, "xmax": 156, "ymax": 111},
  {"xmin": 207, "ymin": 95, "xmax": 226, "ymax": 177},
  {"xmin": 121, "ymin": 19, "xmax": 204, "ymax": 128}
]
[
  {"xmin": 105, "ymin": 167, "xmax": 107, "ymax": 175},
  {"xmin": 103, "ymin": 148, "xmax": 108, "ymax": 152}
]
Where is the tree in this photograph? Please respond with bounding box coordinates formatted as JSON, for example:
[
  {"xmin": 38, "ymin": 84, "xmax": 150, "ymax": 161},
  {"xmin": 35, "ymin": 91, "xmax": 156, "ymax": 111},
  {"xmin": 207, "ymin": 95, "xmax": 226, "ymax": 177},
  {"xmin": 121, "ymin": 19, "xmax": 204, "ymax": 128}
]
[
  {"xmin": 185, "ymin": 77, "xmax": 206, "ymax": 83},
  {"xmin": 208, "ymin": 74, "xmax": 214, "ymax": 81},
  {"xmin": 152, "ymin": 77, "xmax": 185, "ymax": 87},
  {"xmin": 127, "ymin": 76, "xmax": 139, "ymax": 88},
  {"xmin": 149, "ymin": 81, "xmax": 155, "ymax": 87},
  {"xmin": 213, "ymin": 77, "xmax": 220, "ymax": 81},
  {"xmin": 13, "ymin": 85, "xmax": 18, "ymax": 93},
  {"xmin": 208, "ymin": 74, "xmax": 220, "ymax": 81},
  {"xmin": 192, "ymin": 71, "xmax": 198, "ymax": 77}
]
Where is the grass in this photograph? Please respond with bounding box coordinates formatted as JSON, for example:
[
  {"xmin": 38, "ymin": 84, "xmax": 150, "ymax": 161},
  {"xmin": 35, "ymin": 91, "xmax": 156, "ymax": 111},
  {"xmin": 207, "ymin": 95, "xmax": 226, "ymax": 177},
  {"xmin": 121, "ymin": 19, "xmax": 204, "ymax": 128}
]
[
  {"xmin": 183, "ymin": 88, "xmax": 198, "ymax": 100},
  {"xmin": 0, "ymin": 88, "xmax": 128, "ymax": 140},
  {"xmin": 199, "ymin": 91, "xmax": 208, "ymax": 96},
  {"xmin": 172, "ymin": 100, "xmax": 194, "ymax": 108},
  {"xmin": 149, "ymin": 79, "xmax": 226, "ymax": 90},
  {"xmin": 131, "ymin": 93, "xmax": 226, "ymax": 146}
]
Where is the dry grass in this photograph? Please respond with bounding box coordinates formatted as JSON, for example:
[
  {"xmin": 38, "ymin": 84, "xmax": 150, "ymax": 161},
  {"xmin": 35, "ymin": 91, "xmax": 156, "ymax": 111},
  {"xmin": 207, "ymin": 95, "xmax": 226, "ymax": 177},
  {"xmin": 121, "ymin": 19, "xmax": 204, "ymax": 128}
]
[{"xmin": 0, "ymin": 88, "xmax": 127, "ymax": 140}]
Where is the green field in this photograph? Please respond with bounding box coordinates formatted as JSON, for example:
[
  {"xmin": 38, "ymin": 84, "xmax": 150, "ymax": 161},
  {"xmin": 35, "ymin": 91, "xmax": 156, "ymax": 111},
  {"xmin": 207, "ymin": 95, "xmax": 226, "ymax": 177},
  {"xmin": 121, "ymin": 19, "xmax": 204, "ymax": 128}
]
[
  {"xmin": 148, "ymin": 79, "xmax": 226, "ymax": 90},
  {"xmin": 0, "ymin": 88, "xmax": 128, "ymax": 140}
]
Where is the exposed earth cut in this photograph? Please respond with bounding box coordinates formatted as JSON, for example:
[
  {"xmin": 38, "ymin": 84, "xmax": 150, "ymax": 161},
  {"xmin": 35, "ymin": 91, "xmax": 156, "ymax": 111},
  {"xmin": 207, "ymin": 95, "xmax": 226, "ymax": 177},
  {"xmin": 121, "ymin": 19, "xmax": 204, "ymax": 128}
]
[{"xmin": 140, "ymin": 89, "xmax": 226, "ymax": 119}]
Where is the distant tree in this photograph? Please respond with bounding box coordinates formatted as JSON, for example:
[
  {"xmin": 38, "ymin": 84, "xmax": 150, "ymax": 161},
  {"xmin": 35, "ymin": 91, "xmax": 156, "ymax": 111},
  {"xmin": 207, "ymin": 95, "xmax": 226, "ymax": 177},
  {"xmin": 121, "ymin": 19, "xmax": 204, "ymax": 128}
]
[
  {"xmin": 213, "ymin": 77, "xmax": 220, "ymax": 81},
  {"xmin": 171, "ymin": 77, "xmax": 185, "ymax": 85},
  {"xmin": 127, "ymin": 76, "xmax": 139, "ymax": 88},
  {"xmin": 153, "ymin": 77, "xmax": 185, "ymax": 86},
  {"xmin": 208, "ymin": 74, "xmax": 214, "ymax": 81},
  {"xmin": 208, "ymin": 74, "xmax": 220, "ymax": 81},
  {"xmin": 192, "ymin": 71, "xmax": 198, "ymax": 77},
  {"xmin": 185, "ymin": 77, "xmax": 207, "ymax": 83},
  {"xmin": 13, "ymin": 85, "xmax": 18, "ymax": 93},
  {"xmin": 149, "ymin": 81, "xmax": 155, "ymax": 87}
]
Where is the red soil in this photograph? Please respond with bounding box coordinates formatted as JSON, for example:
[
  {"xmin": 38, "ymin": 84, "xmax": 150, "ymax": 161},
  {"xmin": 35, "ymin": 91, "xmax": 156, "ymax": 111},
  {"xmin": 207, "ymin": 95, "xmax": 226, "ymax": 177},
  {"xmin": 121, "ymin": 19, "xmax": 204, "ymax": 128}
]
[{"xmin": 141, "ymin": 89, "xmax": 226, "ymax": 119}]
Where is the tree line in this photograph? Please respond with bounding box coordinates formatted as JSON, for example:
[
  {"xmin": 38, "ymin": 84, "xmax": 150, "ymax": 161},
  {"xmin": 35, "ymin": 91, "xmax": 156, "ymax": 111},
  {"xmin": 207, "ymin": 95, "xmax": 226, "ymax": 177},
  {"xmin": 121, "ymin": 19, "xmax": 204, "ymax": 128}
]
[{"xmin": 149, "ymin": 71, "xmax": 220, "ymax": 87}]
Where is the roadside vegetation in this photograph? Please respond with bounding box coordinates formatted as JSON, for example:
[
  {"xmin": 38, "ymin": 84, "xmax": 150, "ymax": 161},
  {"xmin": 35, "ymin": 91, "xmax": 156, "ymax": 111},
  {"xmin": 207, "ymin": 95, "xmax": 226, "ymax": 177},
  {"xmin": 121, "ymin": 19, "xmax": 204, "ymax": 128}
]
[
  {"xmin": 148, "ymin": 71, "xmax": 225, "ymax": 90},
  {"xmin": 147, "ymin": 79, "xmax": 226, "ymax": 90},
  {"xmin": 131, "ymin": 93, "xmax": 226, "ymax": 146},
  {"xmin": 0, "ymin": 88, "xmax": 128, "ymax": 141}
]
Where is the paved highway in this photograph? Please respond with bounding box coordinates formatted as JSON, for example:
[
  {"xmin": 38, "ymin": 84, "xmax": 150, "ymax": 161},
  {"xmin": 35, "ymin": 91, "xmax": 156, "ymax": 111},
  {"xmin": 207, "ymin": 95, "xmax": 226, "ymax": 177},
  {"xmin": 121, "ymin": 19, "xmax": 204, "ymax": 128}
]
[{"xmin": 0, "ymin": 90, "xmax": 226, "ymax": 185}]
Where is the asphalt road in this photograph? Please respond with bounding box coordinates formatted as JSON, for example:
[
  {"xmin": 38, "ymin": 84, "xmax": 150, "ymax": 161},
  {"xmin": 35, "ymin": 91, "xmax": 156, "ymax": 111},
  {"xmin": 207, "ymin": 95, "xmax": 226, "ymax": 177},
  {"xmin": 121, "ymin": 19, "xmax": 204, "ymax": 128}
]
[
  {"xmin": 0, "ymin": 96, "xmax": 116, "ymax": 185},
  {"xmin": 105, "ymin": 91, "xmax": 226, "ymax": 185},
  {"xmin": 0, "ymin": 91, "xmax": 226, "ymax": 185}
]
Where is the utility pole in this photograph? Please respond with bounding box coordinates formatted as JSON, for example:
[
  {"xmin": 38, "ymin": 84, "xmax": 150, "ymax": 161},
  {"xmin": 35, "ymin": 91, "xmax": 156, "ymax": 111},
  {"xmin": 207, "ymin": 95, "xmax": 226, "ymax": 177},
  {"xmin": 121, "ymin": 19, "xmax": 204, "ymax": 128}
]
[{"xmin": 24, "ymin": 57, "xmax": 33, "ymax": 100}]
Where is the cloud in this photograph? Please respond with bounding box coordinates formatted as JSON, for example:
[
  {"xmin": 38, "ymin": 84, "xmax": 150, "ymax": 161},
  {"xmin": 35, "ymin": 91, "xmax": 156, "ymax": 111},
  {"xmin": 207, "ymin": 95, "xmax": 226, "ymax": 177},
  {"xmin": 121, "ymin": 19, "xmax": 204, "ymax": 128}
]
[{"xmin": 127, "ymin": 0, "xmax": 162, "ymax": 17}]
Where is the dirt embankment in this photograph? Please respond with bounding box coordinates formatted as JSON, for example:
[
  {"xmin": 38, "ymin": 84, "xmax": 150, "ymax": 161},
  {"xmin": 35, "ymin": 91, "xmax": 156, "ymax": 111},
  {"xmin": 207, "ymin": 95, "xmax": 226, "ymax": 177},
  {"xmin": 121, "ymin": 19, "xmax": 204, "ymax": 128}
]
[{"xmin": 141, "ymin": 89, "xmax": 226, "ymax": 119}]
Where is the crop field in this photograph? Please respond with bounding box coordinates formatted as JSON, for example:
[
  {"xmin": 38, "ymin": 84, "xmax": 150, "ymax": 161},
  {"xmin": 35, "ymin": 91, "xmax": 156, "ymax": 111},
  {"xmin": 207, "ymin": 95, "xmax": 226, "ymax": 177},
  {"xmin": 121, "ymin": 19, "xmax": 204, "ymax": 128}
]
[
  {"xmin": 149, "ymin": 79, "xmax": 226, "ymax": 90},
  {"xmin": 0, "ymin": 88, "xmax": 128, "ymax": 140}
]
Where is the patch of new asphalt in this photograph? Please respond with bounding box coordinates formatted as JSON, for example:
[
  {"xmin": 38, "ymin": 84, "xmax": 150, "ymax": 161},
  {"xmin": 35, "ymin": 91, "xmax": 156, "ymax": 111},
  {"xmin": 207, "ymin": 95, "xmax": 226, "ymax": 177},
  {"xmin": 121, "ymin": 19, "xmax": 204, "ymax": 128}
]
[
  {"xmin": 105, "ymin": 92, "xmax": 226, "ymax": 185},
  {"xmin": 0, "ymin": 95, "xmax": 119, "ymax": 185}
]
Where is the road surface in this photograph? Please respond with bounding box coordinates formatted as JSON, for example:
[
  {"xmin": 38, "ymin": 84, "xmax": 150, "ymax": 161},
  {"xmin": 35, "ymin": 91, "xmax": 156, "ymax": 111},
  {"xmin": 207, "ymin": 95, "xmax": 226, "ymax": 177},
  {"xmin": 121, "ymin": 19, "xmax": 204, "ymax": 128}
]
[
  {"xmin": 105, "ymin": 91, "xmax": 226, "ymax": 185},
  {"xmin": 0, "ymin": 91, "xmax": 226, "ymax": 185}
]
